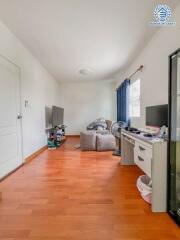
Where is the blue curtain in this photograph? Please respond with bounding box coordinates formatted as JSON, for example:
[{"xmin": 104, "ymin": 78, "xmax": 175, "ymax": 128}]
[{"xmin": 117, "ymin": 79, "xmax": 130, "ymax": 125}]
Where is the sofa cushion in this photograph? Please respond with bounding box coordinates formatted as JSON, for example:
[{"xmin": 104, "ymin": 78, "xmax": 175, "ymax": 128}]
[
  {"xmin": 96, "ymin": 129, "xmax": 110, "ymax": 135},
  {"xmin": 96, "ymin": 134, "xmax": 116, "ymax": 151},
  {"xmin": 80, "ymin": 131, "xmax": 96, "ymax": 151},
  {"xmin": 105, "ymin": 120, "xmax": 112, "ymax": 130}
]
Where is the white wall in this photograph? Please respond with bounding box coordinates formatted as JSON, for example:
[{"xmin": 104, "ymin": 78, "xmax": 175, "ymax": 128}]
[
  {"xmin": 114, "ymin": 4, "xmax": 180, "ymax": 128},
  {"xmin": 0, "ymin": 21, "xmax": 61, "ymax": 159},
  {"xmin": 59, "ymin": 81, "xmax": 114, "ymax": 135}
]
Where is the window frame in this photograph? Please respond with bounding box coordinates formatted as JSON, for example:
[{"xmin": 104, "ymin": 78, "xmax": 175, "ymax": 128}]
[{"xmin": 129, "ymin": 78, "xmax": 141, "ymax": 118}]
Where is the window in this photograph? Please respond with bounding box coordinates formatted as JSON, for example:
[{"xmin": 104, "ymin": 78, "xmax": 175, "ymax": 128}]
[{"xmin": 129, "ymin": 79, "xmax": 140, "ymax": 117}]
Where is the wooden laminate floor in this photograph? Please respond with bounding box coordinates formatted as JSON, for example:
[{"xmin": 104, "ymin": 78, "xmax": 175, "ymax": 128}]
[{"xmin": 0, "ymin": 137, "xmax": 179, "ymax": 240}]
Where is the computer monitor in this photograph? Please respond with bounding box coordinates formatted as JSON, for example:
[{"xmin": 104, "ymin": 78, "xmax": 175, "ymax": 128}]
[{"xmin": 146, "ymin": 104, "xmax": 168, "ymax": 127}]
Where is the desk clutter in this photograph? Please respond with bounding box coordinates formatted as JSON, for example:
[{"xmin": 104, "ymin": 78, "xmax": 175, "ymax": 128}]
[{"xmin": 124, "ymin": 126, "xmax": 167, "ymax": 139}]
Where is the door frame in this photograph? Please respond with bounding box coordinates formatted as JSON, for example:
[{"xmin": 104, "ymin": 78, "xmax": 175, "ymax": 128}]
[{"xmin": 168, "ymin": 48, "xmax": 180, "ymax": 224}]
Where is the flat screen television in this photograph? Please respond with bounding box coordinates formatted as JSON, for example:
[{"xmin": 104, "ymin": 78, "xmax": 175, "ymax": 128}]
[
  {"xmin": 52, "ymin": 106, "xmax": 64, "ymax": 127},
  {"xmin": 45, "ymin": 106, "xmax": 52, "ymax": 129},
  {"xmin": 146, "ymin": 104, "xmax": 168, "ymax": 127}
]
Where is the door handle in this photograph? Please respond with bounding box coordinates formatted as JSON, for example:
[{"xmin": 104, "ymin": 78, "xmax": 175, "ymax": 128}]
[
  {"xmin": 139, "ymin": 146, "xmax": 145, "ymax": 151},
  {"xmin": 17, "ymin": 114, "xmax": 22, "ymax": 119},
  {"xmin": 138, "ymin": 156, "xmax": 144, "ymax": 161}
]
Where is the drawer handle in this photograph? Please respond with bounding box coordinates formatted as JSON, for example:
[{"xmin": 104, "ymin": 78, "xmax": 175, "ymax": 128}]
[
  {"xmin": 139, "ymin": 146, "xmax": 145, "ymax": 151},
  {"xmin": 138, "ymin": 156, "xmax": 144, "ymax": 161}
]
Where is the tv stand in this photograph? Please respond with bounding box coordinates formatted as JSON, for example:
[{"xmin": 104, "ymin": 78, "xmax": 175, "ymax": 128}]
[{"xmin": 47, "ymin": 125, "xmax": 67, "ymax": 149}]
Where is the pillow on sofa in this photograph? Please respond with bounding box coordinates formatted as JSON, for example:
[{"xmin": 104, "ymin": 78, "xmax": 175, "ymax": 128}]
[
  {"xmin": 87, "ymin": 119, "xmax": 107, "ymax": 130},
  {"xmin": 96, "ymin": 134, "xmax": 116, "ymax": 151},
  {"xmin": 80, "ymin": 131, "xmax": 96, "ymax": 151}
]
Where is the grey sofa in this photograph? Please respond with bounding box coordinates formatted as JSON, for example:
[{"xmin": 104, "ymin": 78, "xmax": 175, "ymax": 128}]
[{"xmin": 80, "ymin": 130, "xmax": 116, "ymax": 152}]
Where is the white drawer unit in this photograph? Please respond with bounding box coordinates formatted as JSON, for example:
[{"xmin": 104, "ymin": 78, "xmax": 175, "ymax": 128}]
[
  {"xmin": 121, "ymin": 130, "xmax": 167, "ymax": 213},
  {"xmin": 134, "ymin": 141, "xmax": 152, "ymax": 177}
]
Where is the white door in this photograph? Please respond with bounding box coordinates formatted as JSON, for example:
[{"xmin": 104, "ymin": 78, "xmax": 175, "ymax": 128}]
[{"xmin": 0, "ymin": 56, "xmax": 23, "ymax": 179}]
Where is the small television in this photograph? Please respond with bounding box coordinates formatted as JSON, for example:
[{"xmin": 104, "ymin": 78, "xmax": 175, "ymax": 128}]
[
  {"xmin": 52, "ymin": 106, "xmax": 64, "ymax": 127},
  {"xmin": 146, "ymin": 104, "xmax": 168, "ymax": 127}
]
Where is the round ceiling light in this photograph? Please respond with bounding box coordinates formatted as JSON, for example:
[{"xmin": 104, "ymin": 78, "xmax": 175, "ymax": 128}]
[{"xmin": 79, "ymin": 68, "xmax": 91, "ymax": 75}]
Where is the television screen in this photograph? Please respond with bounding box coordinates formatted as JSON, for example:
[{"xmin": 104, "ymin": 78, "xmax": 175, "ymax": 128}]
[
  {"xmin": 52, "ymin": 106, "xmax": 64, "ymax": 127},
  {"xmin": 146, "ymin": 104, "xmax": 168, "ymax": 127},
  {"xmin": 45, "ymin": 106, "xmax": 52, "ymax": 129}
]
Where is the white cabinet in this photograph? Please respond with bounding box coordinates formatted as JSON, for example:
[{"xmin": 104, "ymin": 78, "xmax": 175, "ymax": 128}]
[
  {"xmin": 134, "ymin": 141, "xmax": 152, "ymax": 178},
  {"xmin": 121, "ymin": 130, "xmax": 167, "ymax": 213}
]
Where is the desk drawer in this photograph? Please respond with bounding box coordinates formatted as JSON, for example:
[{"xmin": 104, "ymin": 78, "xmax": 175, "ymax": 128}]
[
  {"xmin": 135, "ymin": 141, "xmax": 152, "ymax": 159},
  {"xmin": 134, "ymin": 142, "xmax": 152, "ymax": 177}
]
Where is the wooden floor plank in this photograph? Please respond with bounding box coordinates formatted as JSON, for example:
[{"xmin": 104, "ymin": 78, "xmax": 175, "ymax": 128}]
[{"xmin": 0, "ymin": 137, "xmax": 179, "ymax": 239}]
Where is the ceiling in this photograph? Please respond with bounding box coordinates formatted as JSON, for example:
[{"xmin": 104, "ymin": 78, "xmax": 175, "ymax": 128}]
[{"xmin": 0, "ymin": 0, "xmax": 179, "ymax": 82}]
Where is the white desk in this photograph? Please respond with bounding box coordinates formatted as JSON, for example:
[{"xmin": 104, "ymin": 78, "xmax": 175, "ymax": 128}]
[{"xmin": 121, "ymin": 129, "xmax": 167, "ymax": 213}]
